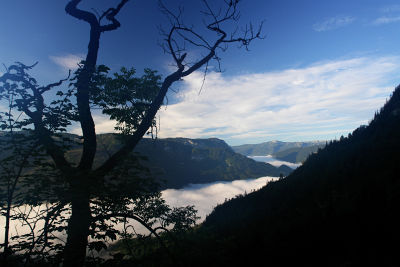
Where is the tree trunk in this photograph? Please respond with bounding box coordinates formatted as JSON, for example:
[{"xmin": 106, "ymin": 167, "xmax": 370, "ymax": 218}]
[
  {"xmin": 63, "ymin": 189, "xmax": 91, "ymax": 266},
  {"xmin": 2, "ymin": 200, "xmax": 12, "ymax": 265}
]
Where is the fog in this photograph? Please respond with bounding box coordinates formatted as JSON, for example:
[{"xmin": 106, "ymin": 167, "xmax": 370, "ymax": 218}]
[
  {"xmin": 248, "ymin": 155, "xmax": 301, "ymax": 169},
  {"xmin": 162, "ymin": 176, "xmax": 277, "ymax": 221},
  {"xmin": 0, "ymin": 176, "xmax": 277, "ymax": 245}
]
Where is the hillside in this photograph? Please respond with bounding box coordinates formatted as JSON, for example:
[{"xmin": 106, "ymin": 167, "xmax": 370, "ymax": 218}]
[
  {"xmin": 232, "ymin": 140, "xmax": 325, "ymax": 156},
  {"xmin": 68, "ymin": 135, "xmax": 292, "ymax": 189},
  {"xmin": 157, "ymin": 86, "xmax": 400, "ymax": 266},
  {"xmin": 132, "ymin": 137, "xmax": 292, "ymax": 188},
  {"xmin": 272, "ymin": 143, "xmax": 325, "ymax": 163}
]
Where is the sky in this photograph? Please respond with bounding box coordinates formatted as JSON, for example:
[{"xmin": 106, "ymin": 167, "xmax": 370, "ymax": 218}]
[{"xmin": 2, "ymin": 0, "xmax": 400, "ymax": 145}]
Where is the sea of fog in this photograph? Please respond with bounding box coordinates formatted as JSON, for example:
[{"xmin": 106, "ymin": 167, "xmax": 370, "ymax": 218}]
[
  {"xmin": 0, "ymin": 176, "xmax": 278, "ymax": 245},
  {"xmin": 162, "ymin": 176, "xmax": 278, "ymax": 221},
  {"xmin": 249, "ymin": 155, "xmax": 301, "ymax": 169}
]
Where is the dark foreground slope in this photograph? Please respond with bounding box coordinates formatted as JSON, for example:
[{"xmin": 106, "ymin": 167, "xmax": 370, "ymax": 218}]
[{"xmin": 193, "ymin": 87, "xmax": 400, "ymax": 266}]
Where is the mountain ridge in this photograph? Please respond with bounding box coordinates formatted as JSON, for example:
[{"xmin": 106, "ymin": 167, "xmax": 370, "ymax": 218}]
[
  {"xmin": 66, "ymin": 135, "xmax": 293, "ymax": 189},
  {"xmin": 232, "ymin": 140, "xmax": 325, "ymax": 156}
]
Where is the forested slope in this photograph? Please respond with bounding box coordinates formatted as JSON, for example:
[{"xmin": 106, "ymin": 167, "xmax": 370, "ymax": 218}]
[{"xmin": 192, "ymin": 86, "xmax": 400, "ymax": 266}]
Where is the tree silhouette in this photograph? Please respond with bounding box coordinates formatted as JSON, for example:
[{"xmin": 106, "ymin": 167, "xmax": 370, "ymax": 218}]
[{"xmin": 0, "ymin": 0, "xmax": 262, "ymax": 265}]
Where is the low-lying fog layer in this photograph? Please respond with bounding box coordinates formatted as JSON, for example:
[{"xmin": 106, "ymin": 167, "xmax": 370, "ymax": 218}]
[
  {"xmin": 248, "ymin": 155, "xmax": 301, "ymax": 169},
  {"xmin": 0, "ymin": 176, "xmax": 277, "ymax": 244},
  {"xmin": 162, "ymin": 176, "xmax": 277, "ymax": 221}
]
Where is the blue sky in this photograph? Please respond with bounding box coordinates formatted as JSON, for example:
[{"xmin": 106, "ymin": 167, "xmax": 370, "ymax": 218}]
[{"xmin": 2, "ymin": 1, "xmax": 400, "ymax": 145}]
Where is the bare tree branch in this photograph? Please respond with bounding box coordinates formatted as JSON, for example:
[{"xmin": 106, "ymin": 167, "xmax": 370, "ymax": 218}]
[
  {"xmin": 39, "ymin": 70, "xmax": 71, "ymax": 94},
  {"xmin": 65, "ymin": 0, "xmax": 130, "ymax": 171},
  {"xmin": 95, "ymin": 0, "xmax": 263, "ymax": 176},
  {"xmin": 65, "ymin": 0, "xmax": 98, "ymax": 27},
  {"xmin": 99, "ymin": 0, "xmax": 129, "ymax": 32},
  {"xmin": 94, "ymin": 68, "xmax": 184, "ymax": 176},
  {"xmin": 92, "ymin": 212, "xmax": 177, "ymax": 265}
]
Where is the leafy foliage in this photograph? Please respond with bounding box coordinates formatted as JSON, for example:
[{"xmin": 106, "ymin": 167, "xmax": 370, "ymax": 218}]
[
  {"xmin": 1, "ymin": 0, "xmax": 264, "ymax": 264},
  {"xmin": 72, "ymin": 64, "xmax": 162, "ymax": 135},
  {"xmin": 0, "ymin": 62, "xmax": 199, "ymax": 265}
]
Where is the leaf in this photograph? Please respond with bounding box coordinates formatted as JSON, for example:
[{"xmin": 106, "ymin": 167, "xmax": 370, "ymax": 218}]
[
  {"xmin": 89, "ymin": 241, "xmax": 107, "ymax": 252},
  {"xmin": 105, "ymin": 230, "xmax": 117, "ymax": 241}
]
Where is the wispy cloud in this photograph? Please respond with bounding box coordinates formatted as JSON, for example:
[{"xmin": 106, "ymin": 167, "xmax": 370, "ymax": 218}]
[
  {"xmin": 372, "ymin": 5, "xmax": 400, "ymax": 25},
  {"xmin": 49, "ymin": 54, "xmax": 84, "ymax": 70},
  {"xmin": 380, "ymin": 5, "xmax": 400, "ymax": 13},
  {"xmin": 156, "ymin": 56, "xmax": 400, "ymax": 144},
  {"xmin": 372, "ymin": 16, "xmax": 400, "ymax": 25},
  {"xmin": 313, "ymin": 15, "xmax": 355, "ymax": 32}
]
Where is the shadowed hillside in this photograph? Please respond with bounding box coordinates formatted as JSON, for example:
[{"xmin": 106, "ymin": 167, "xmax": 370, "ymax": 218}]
[
  {"xmin": 136, "ymin": 86, "xmax": 400, "ymax": 267},
  {"xmin": 197, "ymin": 86, "xmax": 400, "ymax": 266}
]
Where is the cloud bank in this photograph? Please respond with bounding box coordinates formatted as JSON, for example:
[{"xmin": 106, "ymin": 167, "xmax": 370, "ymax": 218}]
[
  {"xmin": 249, "ymin": 155, "xmax": 301, "ymax": 169},
  {"xmin": 313, "ymin": 16, "xmax": 355, "ymax": 32},
  {"xmin": 162, "ymin": 177, "xmax": 277, "ymax": 221},
  {"xmin": 156, "ymin": 56, "xmax": 400, "ymax": 144}
]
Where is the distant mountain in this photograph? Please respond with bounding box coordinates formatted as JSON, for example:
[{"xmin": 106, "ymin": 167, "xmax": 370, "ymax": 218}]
[
  {"xmin": 232, "ymin": 140, "xmax": 325, "ymax": 156},
  {"xmin": 175, "ymin": 86, "xmax": 400, "ymax": 266},
  {"xmin": 70, "ymin": 135, "xmax": 293, "ymax": 189},
  {"xmin": 1, "ymin": 131, "xmax": 292, "ymax": 191},
  {"xmin": 272, "ymin": 143, "xmax": 326, "ymax": 163},
  {"xmin": 134, "ymin": 138, "xmax": 292, "ymax": 188}
]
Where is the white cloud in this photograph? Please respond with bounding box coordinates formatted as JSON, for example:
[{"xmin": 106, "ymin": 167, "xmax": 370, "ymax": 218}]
[
  {"xmin": 67, "ymin": 56, "xmax": 400, "ymax": 145},
  {"xmin": 156, "ymin": 56, "xmax": 400, "ymax": 144},
  {"xmin": 49, "ymin": 54, "xmax": 84, "ymax": 70},
  {"xmin": 313, "ymin": 15, "xmax": 355, "ymax": 32},
  {"xmin": 93, "ymin": 115, "xmax": 117, "ymax": 134},
  {"xmin": 69, "ymin": 114, "xmax": 117, "ymax": 136},
  {"xmin": 372, "ymin": 16, "xmax": 400, "ymax": 25}
]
